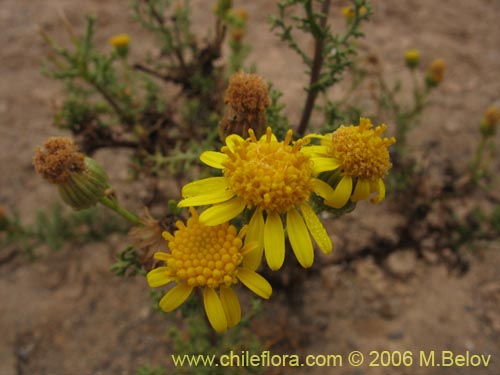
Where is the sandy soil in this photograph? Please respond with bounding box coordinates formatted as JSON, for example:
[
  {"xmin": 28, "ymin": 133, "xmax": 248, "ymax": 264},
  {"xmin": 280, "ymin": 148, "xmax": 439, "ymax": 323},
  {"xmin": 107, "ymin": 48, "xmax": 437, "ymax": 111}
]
[{"xmin": 1, "ymin": 0, "xmax": 500, "ymax": 374}]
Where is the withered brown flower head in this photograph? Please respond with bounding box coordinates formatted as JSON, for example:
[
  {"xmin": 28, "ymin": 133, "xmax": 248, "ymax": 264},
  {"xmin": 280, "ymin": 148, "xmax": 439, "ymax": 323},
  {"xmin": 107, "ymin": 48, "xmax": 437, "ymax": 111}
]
[
  {"xmin": 33, "ymin": 137, "xmax": 85, "ymax": 184},
  {"xmin": 483, "ymin": 106, "xmax": 500, "ymax": 129},
  {"xmin": 224, "ymin": 72, "xmax": 270, "ymax": 114},
  {"xmin": 220, "ymin": 72, "xmax": 270, "ymax": 140}
]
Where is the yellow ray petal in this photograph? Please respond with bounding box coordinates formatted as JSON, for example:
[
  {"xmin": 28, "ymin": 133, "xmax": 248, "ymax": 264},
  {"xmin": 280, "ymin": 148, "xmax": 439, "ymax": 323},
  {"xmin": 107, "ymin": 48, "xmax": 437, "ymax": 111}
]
[
  {"xmin": 200, "ymin": 151, "xmax": 227, "ymax": 169},
  {"xmin": 203, "ymin": 287, "xmax": 228, "ymax": 332},
  {"xmin": 310, "ymin": 157, "xmax": 341, "ymax": 175},
  {"xmin": 300, "ymin": 145, "xmax": 328, "ymax": 156},
  {"xmin": 219, "ymin": 287, "xmax": 241, "ymax": 328},
  {"xmin": 264, "ymin": 212, "xmax": 285, "ymax": 270},
  {"xmin": 351, "ymin": 178, "xmax": 371, "ymax": 202},
  {"xmin": 370, "ymin": 178, "xmax": 386, "ymax": 204},
  {"xmin": 325, "ymin": 175, "xmax": 352, "ymax": 208},
  {"xmin": 159, "ymin": 283, "xmax": 193, "ymax": 312},
  {"xmin": 237, "ymin": 268, "xmax": 272, "ymax": 299},
  {"xmin": 199, "ymin": 197, "xmax": 246, "ymax": 226},
  {"xmin": 300, "ymin": 203, "xmax": 332, "ymax": 254},
  {"xmin": 146, "ymin": 267, "xmax": 173, "ymax": 287},
  {"xmin": 286, "ymin": 208, "xmax": 314, "ymax": 268},
  {"xmin": 312, "ymin": 178, "xmax": 336, "ymax": 202},
  {"xmin": 225, "ymin": 134, "xmax": 245, "ymax": 152},
  {"xmin": 243, "ymin": 209, "xmax": 265, "ymax": 270},
  {"xmin": 178, "ymin": 189, "xmax": 235, "ymax": 208},
  {"xmin": 303, "ymin": 133, "xmax": 324, "ymax": 140},
  {"xmin": 153, "ymin": 252, "xmax": 170, "ymax": 261},
  {"xmin": 181, "ymin": 177, "xmax": 229, "ymax": 197}
]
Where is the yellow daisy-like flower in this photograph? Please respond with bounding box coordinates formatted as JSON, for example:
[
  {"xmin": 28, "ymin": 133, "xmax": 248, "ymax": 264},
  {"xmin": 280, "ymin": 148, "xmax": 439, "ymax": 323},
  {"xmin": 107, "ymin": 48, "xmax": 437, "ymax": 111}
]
[
  {"xmin": 304, "ymin": 118, "xmax": 395, "ymax": 209},
  {"xmin": 178, "ymin": 127, "xmax": 334, "ymax": 271},
  {"xmin": 147, "ymin": 208, "xmax": 272, "ymax": 332},
  {"xmin": 109, "ymin": 34, "xmax": 130, "ymax": 48}
]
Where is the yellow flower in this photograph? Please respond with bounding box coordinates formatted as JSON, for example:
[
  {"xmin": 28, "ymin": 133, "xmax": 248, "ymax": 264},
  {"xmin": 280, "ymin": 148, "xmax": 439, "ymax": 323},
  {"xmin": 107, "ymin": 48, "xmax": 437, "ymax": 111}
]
[
  {"xmin": 178, "ymin": 128, "xmax": 333, "ymax": 271},
  {"xmin": 304, "ymin": 118, "xmax": 395, "ymax": 209},
  {"xmin": 341, "ymin": 5, "xmax": 367, "ymax": 20},
  {"xmin": 147, "ymin": 208, "xmax": 271, "ymax": 332},
  {"xmin": 109, "ymin": 34, "xmax": 130, "ymax": 58},
  {"xmin": 425, "ymin": 58, "xmax": 446, "ymax": 87},
  {"xmin": 404, "ymin": 49, "xmax": 420, "ymax": 69},
  {"xmin": 109, "ymin": 34, "xmax": 130, "ymax": 48}
]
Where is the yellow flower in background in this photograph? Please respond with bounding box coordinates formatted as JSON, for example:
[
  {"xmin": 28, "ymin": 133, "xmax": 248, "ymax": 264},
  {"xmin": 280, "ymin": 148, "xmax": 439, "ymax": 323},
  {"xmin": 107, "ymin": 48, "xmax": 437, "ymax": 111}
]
[
  {"xmin": 341, "ymin": 5, "xmax": 367, "ymax": 20},
  {"xmin": 109, "ymin": 33, "xmax": 130, "ymax": 58},
  {"xmin": 425, "ymin": 58, "xmax": 446, "ymax": 87},
  {"xmin": 304, "ymin": 118, "xmax": 395, "ymax": 209},
  {"xmin": 404, "ymin": 49, "xmax": 420, "ymax": 69},
  {"xmin": 178, "ymin": 127, "xmax": 333, "ymax": 271},
  {"xmin": 147, "ymin": 208, "xmax": 271, "ymax": 332},
  {"xmin": 109, "ymin": 33, "xmax": 130, "ymax": 48}
]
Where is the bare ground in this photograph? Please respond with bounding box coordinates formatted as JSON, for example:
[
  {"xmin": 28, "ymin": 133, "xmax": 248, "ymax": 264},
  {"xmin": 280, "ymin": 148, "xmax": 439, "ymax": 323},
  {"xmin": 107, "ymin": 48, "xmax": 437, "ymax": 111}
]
[{"xmin": 1, "ymin": 0, "xmax": 500, "ymax": 374}]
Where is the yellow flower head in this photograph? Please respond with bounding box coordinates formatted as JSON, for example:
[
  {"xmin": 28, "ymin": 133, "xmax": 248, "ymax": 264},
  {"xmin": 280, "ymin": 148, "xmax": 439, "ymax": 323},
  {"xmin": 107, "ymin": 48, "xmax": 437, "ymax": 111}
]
[
  {"xmin": 341, "ymin": 5, "xmax": 367, "ymax": 20},
  {"xmin": 147, "ymin": 208, "xmax": 271, "ymax": 332},
  {"xmin": 109, "ymin": 34, "xmax": 130, "ymax": 58},
  {"xmin": 303, "ymin": 118, "xmax": 395, "ymax": 209},
  {"xmin": 404, "ymin": 49, "xmax": 420, "ymax": 69},
  {"xmin": 109, "ymin": 33, "xmax": 130, "ymax": 48},
  {"xmin": 426, "ymin": 58, "xmax": 446, "ymax": 87},
  {"xmin": 178, "ymin": 128, "xmax": 334, "ymax": 271}
]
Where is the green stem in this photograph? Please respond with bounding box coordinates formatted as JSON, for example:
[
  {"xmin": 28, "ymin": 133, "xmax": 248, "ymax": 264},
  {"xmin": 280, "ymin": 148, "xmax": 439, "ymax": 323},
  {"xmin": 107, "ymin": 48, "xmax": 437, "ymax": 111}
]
[
  {"xmin": 296, "ymin": 0, "xmax": 331, "ymax": 136},
  {"xmin": 99, "ymin": 195, "xmax": 141, "ymax": 225},
  {"xmin": 472, "ymin": 136, "xmax": 487, "ymax": 181}
]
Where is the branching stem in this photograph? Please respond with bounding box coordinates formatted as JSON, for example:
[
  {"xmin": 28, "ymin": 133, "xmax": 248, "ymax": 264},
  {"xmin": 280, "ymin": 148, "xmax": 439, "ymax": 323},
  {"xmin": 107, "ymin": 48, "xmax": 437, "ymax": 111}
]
[{"xmin": 296, "ymin": 0, "xmax": 331, "ymax": 136}]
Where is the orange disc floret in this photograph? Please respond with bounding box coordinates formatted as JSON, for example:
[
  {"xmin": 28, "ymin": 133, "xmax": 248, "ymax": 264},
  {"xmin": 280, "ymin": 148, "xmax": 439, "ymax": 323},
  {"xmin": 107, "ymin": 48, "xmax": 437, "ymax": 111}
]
[
  {"xmin": 222, "ymin": 128, "xmax": 314, "ymax": 213},
  {"xmin": 164, "ymin": 209, "xmax": 245, "ymax": 289},
  {"xmin": 327, "ymin": 118, "xmax": 395, "ymax": 180},
  {"xmin": 33, "ymin": 137, "xmax": 85, "ymax": 184}
]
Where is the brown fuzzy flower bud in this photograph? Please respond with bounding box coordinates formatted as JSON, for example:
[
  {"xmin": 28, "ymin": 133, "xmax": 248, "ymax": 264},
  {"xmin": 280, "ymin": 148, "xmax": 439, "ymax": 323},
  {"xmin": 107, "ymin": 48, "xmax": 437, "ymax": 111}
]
[
  {"xmin": 480, "ymin": 106, "xmax": 500, "ymax": 137},
  {"xmin": 425, "ymin": 59, "xmax": 446, "ymax": 88},
  {"xmin": 219, "ymin": 72, "xmax": 270, "ymax": 141},
  {"xmin": 33, "ymin": 137, "xmax": 85, "ymax": 184},
  {"xmin": 33, "ymin": 137, "xmax": 109, "ymax": 210}
]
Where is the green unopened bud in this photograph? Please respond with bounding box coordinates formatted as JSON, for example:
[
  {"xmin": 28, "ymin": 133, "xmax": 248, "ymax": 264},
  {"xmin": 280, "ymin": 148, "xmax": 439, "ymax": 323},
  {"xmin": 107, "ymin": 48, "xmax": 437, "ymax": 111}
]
[
  {"xmin": 57, "ymin": 157, "xmax": 109, "ymax": 210},
  {"xmin": 33, "ymin": 137, "xmax": 110, "ymax": 210}
]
